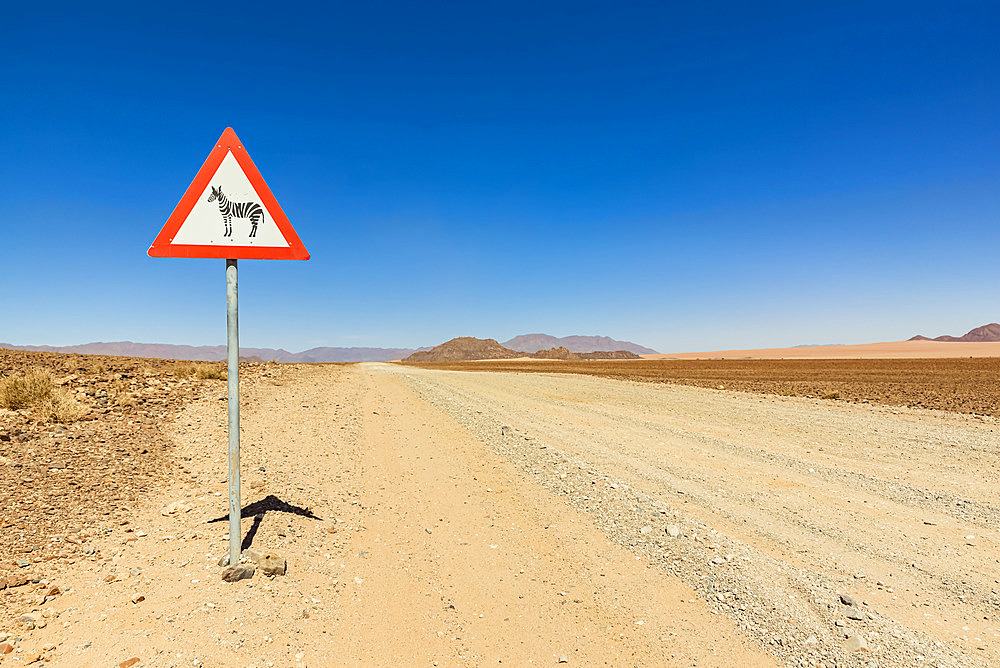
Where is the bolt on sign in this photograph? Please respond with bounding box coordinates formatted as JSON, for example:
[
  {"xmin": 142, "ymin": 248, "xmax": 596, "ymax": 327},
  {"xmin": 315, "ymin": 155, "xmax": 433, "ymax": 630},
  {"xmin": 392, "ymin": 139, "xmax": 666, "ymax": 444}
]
[{"xmin": 149, "ymin": 127, "xmax": 309, "ymax": 571}]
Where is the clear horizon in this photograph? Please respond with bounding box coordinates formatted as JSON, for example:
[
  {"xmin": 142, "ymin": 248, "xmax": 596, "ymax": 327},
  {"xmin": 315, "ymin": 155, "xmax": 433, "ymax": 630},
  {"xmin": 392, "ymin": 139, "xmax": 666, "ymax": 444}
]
[
  {"xmin": 4, "ymin": 2, "xmax": 998, "ymax": 354},
  {"xmin": 6, "ymin": 322, "xmax": 1000, "ymax": 356}
]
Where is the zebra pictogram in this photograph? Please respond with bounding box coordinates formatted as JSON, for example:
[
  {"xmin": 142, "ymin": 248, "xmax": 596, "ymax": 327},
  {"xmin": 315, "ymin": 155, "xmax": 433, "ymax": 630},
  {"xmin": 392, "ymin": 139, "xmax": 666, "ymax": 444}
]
[{"xmin": 207, "ymin": 185, "xmax": 263, "ymax": 238}]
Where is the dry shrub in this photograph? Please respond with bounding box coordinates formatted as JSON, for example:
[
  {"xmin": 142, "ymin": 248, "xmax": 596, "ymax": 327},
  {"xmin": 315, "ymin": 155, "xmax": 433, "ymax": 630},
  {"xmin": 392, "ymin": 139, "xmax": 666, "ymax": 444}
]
[
  {"xmin": 173, "ymin": 363, "xmax": 198, "ymax": 378},
  {"xmin": 109, "ymin": 378, "xmax": 135, "ymax": 406},
  {"xmin": 194, "ymin": 364, "xmax": 227, "ymax": 380},
  {"xmin": 110, "ymin": 378, "xmax": 131, "ymax": 395},
  {"xmin": 39, "ymin": 388, "xmax": 86, "ymax": 423},
  {"xmin": 0, "ymin": 369, "xmax": 55, "ymax": 409},
  {"xmin": 173, "ymin": 362, "xmax": 225, "ymax": 380}
]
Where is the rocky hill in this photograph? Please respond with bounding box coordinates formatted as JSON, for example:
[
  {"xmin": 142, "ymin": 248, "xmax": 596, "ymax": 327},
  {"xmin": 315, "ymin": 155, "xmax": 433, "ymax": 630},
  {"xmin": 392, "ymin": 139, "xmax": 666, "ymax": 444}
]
[
  {"xmin": 909, "ymin": 323, "xmax": 1000, "ymax": 343},
  {"xmin": 503, "ymin": 334, "xmax": 656, "ymax": 355},
  {"xmin": 576, "ymin": 350, "xmax": 642, "ymax": 359},
  {"xmin": 404, "ymin": 339, "xmax": 641, "ymax": 362},
  {"xmin": 404, "ymin": 337, "xmax": 522, "ymax": 362}
]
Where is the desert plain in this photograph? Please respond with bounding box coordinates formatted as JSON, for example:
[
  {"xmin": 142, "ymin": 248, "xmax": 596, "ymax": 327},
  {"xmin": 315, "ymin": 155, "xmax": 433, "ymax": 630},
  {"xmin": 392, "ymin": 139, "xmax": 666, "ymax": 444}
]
[{"xmin": 1, "ymin": 347, "xmax": 999, "ymax": 667}]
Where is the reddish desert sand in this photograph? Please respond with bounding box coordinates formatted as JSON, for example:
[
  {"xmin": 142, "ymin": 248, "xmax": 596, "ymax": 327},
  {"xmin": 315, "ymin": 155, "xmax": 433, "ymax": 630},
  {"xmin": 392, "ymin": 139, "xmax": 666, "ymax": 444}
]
[{"xmin": 643, "ymin": 339, "xmax": 1000, "ymax": 359}]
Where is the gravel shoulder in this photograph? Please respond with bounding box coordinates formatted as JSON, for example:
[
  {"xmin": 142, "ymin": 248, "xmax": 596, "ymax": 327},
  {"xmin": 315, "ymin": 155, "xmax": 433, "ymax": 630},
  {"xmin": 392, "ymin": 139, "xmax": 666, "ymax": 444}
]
[{"xmin": 390, "ymin": 364, "xmax": 1000, "ymax": 668}]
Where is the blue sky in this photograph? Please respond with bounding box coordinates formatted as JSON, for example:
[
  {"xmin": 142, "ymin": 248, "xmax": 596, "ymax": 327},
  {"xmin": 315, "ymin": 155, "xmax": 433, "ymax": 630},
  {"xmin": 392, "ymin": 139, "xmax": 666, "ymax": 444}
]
[{"xmin": 2, "ymin": 1, "xmax": 998, "ymax": 352}]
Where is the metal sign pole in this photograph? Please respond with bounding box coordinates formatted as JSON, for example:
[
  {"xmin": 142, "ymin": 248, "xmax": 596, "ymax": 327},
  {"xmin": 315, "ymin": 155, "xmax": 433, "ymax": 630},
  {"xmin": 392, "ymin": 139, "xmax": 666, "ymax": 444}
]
[{"xmin": 226, "ymin": 258, "xmax": 242, "ymax": 567}]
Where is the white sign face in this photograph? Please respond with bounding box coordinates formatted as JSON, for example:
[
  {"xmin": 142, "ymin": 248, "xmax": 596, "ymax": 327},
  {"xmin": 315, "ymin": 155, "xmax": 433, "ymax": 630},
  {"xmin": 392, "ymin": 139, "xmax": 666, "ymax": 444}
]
[{"xmin": 171, "ymin": 152, "xmax": 291, "ymax": 248}]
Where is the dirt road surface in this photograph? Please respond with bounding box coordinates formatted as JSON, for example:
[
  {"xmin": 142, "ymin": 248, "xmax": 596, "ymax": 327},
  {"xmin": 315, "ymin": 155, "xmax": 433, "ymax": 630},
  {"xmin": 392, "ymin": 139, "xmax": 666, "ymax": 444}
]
[{"xmin": 5, "ymin": 363, "xmax": 997, "ymax": 667}]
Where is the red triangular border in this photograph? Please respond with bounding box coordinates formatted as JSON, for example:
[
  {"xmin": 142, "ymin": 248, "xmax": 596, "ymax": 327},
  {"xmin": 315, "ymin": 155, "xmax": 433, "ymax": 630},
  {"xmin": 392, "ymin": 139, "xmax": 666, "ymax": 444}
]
[{"xmin": 148, "ymin": 128, "xmax": 309, "ymax": 260}]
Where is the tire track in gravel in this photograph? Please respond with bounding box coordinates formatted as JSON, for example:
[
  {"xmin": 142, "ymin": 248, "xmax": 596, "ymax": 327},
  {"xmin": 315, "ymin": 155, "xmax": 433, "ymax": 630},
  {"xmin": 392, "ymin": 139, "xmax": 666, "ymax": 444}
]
[{"xmin": 387, "ymin": 364, "xmax": 1000, "ymax": 668}]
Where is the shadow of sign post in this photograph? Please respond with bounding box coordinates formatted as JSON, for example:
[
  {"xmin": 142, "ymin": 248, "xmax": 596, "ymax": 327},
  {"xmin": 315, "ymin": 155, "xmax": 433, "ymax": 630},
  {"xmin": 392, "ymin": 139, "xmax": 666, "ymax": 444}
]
[{"xmin": 208, "ymin": 494, "xmax": 321, "ymax": 552}]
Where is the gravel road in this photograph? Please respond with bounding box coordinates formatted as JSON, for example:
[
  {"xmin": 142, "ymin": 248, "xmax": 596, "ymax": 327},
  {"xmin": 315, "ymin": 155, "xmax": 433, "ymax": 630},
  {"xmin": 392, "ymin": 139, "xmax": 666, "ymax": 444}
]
[{"xmin": 391, "ymin": 364, "xmax": 1000, "ymax": 667}]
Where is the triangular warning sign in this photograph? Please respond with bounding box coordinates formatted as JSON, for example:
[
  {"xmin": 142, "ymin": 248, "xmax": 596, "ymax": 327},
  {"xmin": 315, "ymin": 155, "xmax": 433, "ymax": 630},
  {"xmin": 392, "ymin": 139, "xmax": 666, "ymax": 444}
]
[{"xmin": 148, "ymin": 128, "xmax": 309, "ymax": 260}]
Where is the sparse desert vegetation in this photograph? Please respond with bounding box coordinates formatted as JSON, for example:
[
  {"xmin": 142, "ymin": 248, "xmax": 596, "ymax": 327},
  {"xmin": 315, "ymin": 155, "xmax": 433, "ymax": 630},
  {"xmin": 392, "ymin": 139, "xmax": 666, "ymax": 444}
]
[
  {"xmin": 172, "ymin": 361, "xmax": 227, "ymax": 380},
  {"xmin": 0, "ymin": 368, "xmax": 55, "ymax": 409}
]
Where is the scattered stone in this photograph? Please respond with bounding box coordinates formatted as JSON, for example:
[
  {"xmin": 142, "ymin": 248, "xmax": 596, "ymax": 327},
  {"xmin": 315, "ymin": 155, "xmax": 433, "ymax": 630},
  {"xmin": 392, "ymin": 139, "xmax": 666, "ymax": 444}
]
[
  {"xmin": 16, "ymin": 559, "xmax": 30, "ymax": 568},
  {"xmin": 666, "ymin": 524, "xmax": 680, "ymax": 538},
  {"xmin": 846, "ymin": 607, "xmax": 866, "ymax": 620},
  {"xmin": 44, "ymin": 585, "xmax": 60, "ymax": 597},
  {"xmin": 24, "ymin": 652, "xmax": 42, "ymax": 664},
  {"xmin": 804, "ymin": 635, "xmax": 818, "ymax": 645},
  {"xmin": 639, "ymin": 525, "xmax": 652, "ymax": 535},
  {"xmin": 19, "ymin": 613, "xmax": 39, "ymax": 627},
  {"xmin": 558, "ymin": 655, "xmax": 568, "ymax": 663},
  {"xmin": 0, "ymin": 644, "xmax": 13, "ymax": 655},
  {"xmin": 131, "ymin": 594, "xmax": 145, "ymax": 604},
  {"xmin": 845, "ymin": 634, "xmax": 868, "ymax": 652},
  {"xmin": 221, "ymin": 563, "xmax": 254, "ymax": 582},
  {"xmin": 839, "ymin": 593, "xmax": 859, "ymax": 607},
  {"xmin": 259, "ymin": 552, "xmax": 287, "ymax": 576},
  {"xmin": 710, "ymin": 557, "xmax": 726, "ymax": 566},
  {"xmin": 120, "ymin": 658, "xmax": 141, "ymax": 668}
]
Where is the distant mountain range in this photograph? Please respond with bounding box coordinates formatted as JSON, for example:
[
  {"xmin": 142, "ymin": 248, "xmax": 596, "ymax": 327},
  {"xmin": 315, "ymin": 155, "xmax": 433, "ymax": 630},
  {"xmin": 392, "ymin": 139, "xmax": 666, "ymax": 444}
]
[
  {"xmin": 502, "ymin": 334, "xmax": 657, "ymax": 355},
  {"xmin": 909, "ymin": 323, "xmax": 1000, "ymax": 343},
  {"xmin": 0, "ymin": 332, "xmax": 657, "ymax": 362},
  {"xmin": 0, "ymin": 342, "xmax": 419, "ymax": 363}
]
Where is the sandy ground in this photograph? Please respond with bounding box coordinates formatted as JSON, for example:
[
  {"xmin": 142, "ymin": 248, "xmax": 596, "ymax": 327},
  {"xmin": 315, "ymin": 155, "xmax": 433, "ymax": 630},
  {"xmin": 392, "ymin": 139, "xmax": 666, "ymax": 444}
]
[
  {"xmin": 642, "ymin": 340, "xmax": 1000, "ymax": 359},
  {"xmin": 5, "ymin": 362, "xmax": 997, "ymax": 666},
  {"xmin": 6, "ymin": 364, "xmax": 772, "ymax": 667}
]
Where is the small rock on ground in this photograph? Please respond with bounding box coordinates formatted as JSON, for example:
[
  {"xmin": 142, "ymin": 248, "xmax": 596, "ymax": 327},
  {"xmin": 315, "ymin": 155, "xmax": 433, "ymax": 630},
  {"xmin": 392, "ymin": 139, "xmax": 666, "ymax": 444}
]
[
  {"xmin": 845, "ymin": 634, "xmax": 868, "ymax": 652},
  {"xmin": 260, "ymin": 552, "xmax": 287, "ymax": 576},
  {"xmin": 221, "ymin": 563, "xmax": 255, "ymax": 582}
]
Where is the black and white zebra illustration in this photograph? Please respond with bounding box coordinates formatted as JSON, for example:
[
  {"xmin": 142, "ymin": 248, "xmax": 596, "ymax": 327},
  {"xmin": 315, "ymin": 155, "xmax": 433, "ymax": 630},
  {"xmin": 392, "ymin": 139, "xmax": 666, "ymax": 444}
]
[{"xmin": 207, "ymin": 185, "xmax": 263, "ymax": 238}]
